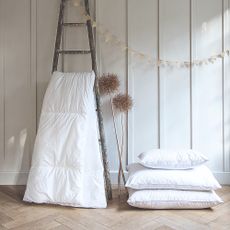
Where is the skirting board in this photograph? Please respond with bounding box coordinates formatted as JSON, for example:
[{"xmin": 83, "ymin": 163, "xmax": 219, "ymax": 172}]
[
  {"xmin": 0, "ymin": 172, "xmax": 29, "ymax": 185},
  {"xmin": 213, "ymin": 172, "xmax": 230, "ymax": 185},
  {"xmin": 0, "ymin": 171, "xmax": 230, "ymax": 185}
]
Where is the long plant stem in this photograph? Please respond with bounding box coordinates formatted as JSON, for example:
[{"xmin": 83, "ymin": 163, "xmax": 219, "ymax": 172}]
[
  {"xmin": 118, "ymin": 114, "xmax": 124, "ymax": 198},
  {"xmin": 110, "ymin": 97, "xmax": 126, "ymax": 188},
  {"xmin": 118, "ymin": 114, "xmax": 125, "ymax": 197}
]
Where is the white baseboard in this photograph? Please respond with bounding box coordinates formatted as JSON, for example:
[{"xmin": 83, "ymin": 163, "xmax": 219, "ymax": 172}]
[
  {"xmin": 213, "ymin": 172, "xmax": 230, "ymax": 185},
  {"xmin": 0, "ymin": 172, "xmax": 29, "ymax": 185},
  {"xmin": 0, "ymin": 171, "xmax": 229, "ymax": 185},
  {"xmin": 110, "ymin": 171, "xmax": 128, "ymax": 185}
]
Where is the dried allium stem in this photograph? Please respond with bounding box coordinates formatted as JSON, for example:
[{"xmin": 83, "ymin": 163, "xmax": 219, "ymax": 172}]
[{"xmin": 110, "ymin": 96, "xmax": 127, "ymax": 190}]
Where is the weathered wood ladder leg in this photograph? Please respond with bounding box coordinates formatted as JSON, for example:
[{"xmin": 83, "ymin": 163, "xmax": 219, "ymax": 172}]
[{"xmin": 84, "ymin": 0, "xmax": 112, "ymax": 200}]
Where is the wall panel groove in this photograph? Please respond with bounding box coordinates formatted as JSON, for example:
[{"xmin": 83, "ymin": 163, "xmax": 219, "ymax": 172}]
[
  {"xmin": 224, "ymin": 0, "xmax": 230, "ymax": 172},
  {"xmin": 125, "ymin": 0, "xmax": 129, "ymax": 166},
  {"xmin": 222, "ymin": 0, "xmax": 225, "ymax": 172},
  {"xmin": 0, "ymin": 0, "xmax": 5, "ymax": 162},
  {"xmin": 189, "ymin": 0, "xmax": 193, "ymax": 149},
  {"xmin": 157, "ymin": 0, "xmax": 161, "ymax": 148},
  {"xmin": 30, "ymin": 0, "xmax": 37, "ymax": 164}
]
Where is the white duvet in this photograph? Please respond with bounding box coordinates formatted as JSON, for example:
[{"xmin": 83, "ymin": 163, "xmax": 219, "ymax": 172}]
[{"xmin": 23, "ymin": 71, "xmax": 107, "ymax": 208}]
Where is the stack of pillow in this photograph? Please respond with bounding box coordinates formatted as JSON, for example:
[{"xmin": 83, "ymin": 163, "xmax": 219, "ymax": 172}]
[{"xmin": 126, "ymin": 149, "xmax": 223, "ymax": 209}]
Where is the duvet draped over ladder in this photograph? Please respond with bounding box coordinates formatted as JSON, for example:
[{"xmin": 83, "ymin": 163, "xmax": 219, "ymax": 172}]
[{"xmin": 23, "ymin": 71, "xmax": 107, "ymax": 208}]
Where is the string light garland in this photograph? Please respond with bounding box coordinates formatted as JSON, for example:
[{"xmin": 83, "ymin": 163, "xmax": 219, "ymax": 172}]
[{"xmin": 73, "ymin": 0, "xmax": 230, "ymax": 68}]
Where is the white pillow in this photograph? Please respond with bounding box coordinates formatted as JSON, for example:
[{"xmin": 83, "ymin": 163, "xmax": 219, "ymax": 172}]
[
  {"xmin": 126, "ymin": 163, "xmax": 221, "ymax": 191},
  {"xmin": 127, "ymin": 189, "xmax": 223, "ymax": 209},
  {"xmin": 138, "ymin": 149, "xmax": 208, "ymax": 169}
]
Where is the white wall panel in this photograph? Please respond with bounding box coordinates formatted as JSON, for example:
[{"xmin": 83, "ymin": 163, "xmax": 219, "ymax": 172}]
[
  {"xmin": 36, "ymin": 0, "xmax": 60, "ymax": 118},
  {"xmin": 0, "ymin": 0, "xmax": 4, "ymax": 166},
  {"xmin": 192, "ymin": 0, "xmax": 223, "ymax": 171},
  {"xmin": 0, "ymin": 0, "xmax": 36, "ymax": 182},
  {"xmin": 128, "ymin": 0, "xmax": 158, "ymax": 162},
  {"xmin": 224, "ymin": 0, "xmax": 230, "ymax": 172},
  {"xmin": 96, "ymin": 0, "xmax": 128, "ymax": 171},
  {"xmin": 159, "ymin": 0, "xmax": 191, "ymax": 148}
]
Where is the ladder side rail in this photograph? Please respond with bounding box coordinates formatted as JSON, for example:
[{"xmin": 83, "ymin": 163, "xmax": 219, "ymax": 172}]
[
  {"xmin": 52, "ymin": 0, "xmax": 66, "ymax": 72},
  {"xmin": 84, "ymin": 0, "xmax": 112, "ymax": 200}
]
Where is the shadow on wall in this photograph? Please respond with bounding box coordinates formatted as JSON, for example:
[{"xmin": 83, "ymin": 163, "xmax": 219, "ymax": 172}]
[
  {"xmin": 0, "ymin": 81, "xmax": 35, "ymax": 184},
  {"xmin": 3, "ymin": 128, "xmax": 29, "ymax": 184}
]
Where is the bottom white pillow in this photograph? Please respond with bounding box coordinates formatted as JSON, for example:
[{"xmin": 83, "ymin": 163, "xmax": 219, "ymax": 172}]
[{"xmin": 127, "ymin": 189, "xmax": 223, "ymax": 209}]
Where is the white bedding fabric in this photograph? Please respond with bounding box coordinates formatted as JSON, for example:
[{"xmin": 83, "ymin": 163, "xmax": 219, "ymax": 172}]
[
  {"xmin": 138, "ymin": 149, "xmax": 208, "ymax": 169},
  {"xmin": 23, "ymin": 71, "xmax": 107, "ymax": 208},
  {"xmin": 128, "ymin": 189, "xmax": 223, "ymax": 209},
  {"xmin": 126, "ymin": 163, "xmax": 221, "ymax": 191}
]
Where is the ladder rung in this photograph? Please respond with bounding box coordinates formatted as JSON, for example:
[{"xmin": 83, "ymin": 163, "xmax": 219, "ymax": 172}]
[
  {"xmin": 62, "ymin": 23, "xmax": 86, "ymax": 27},
  {"xmin": 57, "ymin": 50, "xmax": 91, "ymax": 54}
]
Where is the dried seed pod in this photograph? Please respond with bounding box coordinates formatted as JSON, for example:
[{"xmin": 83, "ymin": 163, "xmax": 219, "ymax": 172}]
[
  {"xmin": 98, "ymin": 73, "xmax": 120, "ymax": 95},
  {"xmin": 112, "ymin": 94, "xmax": 133, "ymax": 112}
]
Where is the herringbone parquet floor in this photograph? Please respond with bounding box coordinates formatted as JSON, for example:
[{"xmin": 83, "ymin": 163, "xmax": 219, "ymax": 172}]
[{"xmin": 0, "ymin": 186, "xmax": 229, "ymax": 230}]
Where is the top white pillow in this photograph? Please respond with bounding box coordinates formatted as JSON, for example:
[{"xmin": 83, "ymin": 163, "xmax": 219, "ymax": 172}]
[{"xmin": 138, "ymin": 149, "xmax": 208, "ymax": 169}]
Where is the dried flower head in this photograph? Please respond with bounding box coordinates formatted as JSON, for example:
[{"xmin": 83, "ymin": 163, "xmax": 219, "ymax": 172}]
[
  {"xmin": 98, "ymin": 73, "xmax": 120, "ymax": 95},
  {"xmin": 112, "ymin": 94, "xmax": 133, "ymax": 112}
]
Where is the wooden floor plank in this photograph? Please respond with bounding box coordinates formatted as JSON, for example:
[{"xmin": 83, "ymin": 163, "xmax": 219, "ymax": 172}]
[
  {"xmin": 51, "ymin": 224, "xmax": 72, "ymax": 230},
  {"xmin": 0, "ymin": 212, "xmax": 13, "ymax": 225},
  {"xmin": 0, "ymin": 225, "xmax": 7, "ymax": 230},
  {"xmin": 0, "ymin": 186, "xmax": 229, "ymax": 230},
  {"xmin": 9, "ymin": 215, "xmax": 61, "ymax": 230},
  {"xmin": 155, "ymin": 226, "xmax": 177, "ymax": 230}
]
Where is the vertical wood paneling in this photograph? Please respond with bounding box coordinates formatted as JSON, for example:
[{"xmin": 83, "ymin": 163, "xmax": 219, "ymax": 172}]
[
  {"xmin": 224, "ymin": 0, "xmax": 230, "ymax": 172},
  {"xmin": 128, "ymin": 0, "xmax": 158, "ymax": 162},
  {"xmin": 192, "ymin": 0, "xmax": 223, "ymax": 171},
  {"xmin": 0, "ymin": 0, "xmax": 4, "ymax": 164},
  {"xmin": 36, "ymin": 0, "xmax": 60, "ymax": 118},
  {"xmin": 96, "ymin": 0, "xmax": 127, "ymax": 171},
  {"xmin": 0, "ymin": 0, "xmax": 36, "ymax": 173},
  {"xmin": 159, "ymin": 0, "xmax": 191, "ymax": 148},
  {"xmin": 31, "ymin": 0, "xmax": 37, "ymax": 164}
]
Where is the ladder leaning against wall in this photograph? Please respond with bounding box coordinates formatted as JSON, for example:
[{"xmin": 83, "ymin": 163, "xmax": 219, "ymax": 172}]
[{"xmin": 52, "ymin": 0, "xmax": 112, "ymax": 200}]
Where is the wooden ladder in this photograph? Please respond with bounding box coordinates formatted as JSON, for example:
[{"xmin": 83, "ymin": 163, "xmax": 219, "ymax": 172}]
[{"xmin": 52, "ymin": 0, "xmax": 112, "ymax": 200}]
